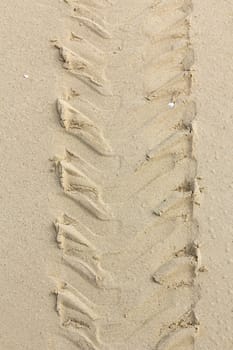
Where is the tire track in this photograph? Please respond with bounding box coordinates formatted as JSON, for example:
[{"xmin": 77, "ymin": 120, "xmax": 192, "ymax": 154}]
[
  {"xmin": 52, "ymin": 1, "xmax": 115, "ymax": 346},
  {"xmin": 51, "ymin": 0, "xmax": 200, "ymax": 349}
]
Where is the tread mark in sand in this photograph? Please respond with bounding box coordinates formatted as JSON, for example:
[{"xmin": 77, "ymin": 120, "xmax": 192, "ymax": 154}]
[{"xmin": 51, "ymin": 0, "xmax": 201, "ymax": 349}]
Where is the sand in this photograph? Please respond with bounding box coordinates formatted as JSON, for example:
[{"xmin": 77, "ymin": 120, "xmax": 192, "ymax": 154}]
[{"xmin": 0, "ymin": 0, "xmax": 232, "ymax": 349}]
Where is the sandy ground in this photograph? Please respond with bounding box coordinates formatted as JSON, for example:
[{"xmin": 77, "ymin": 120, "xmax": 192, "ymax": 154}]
[{"xmin": 0, "ymin": 1, "xmax": 232, "ymax": 349}]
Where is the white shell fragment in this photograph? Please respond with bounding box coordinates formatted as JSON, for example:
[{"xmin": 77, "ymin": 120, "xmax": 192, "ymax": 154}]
[{"xmin": 168, "ymin": 101, "xmax": 175, "ymax": 109}]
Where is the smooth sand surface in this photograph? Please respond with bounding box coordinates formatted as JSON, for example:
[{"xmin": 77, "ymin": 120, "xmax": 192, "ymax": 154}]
[{"xmin": 0, "ymin": 1, "xmax": 232, "ymax": 349}]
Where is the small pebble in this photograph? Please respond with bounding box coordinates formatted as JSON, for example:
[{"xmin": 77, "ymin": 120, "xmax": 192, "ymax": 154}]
[
  {"xmin": 23, "ymin": 74, "xmax": 29, "ymax": 79},
  {"xmin": 168, "ymin": 101, "xmax": 175, "ymax": 109}
]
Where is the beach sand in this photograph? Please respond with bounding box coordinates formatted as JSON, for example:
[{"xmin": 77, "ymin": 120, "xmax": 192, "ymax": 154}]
[{"xmin": 0, "ymin": 1, "xmax": 232, "ymax": 349}]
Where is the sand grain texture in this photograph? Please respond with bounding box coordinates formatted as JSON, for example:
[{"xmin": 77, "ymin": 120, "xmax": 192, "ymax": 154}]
[{"xmin": 0, "ymin": 0, "xmax": 233, "ymax": 349}]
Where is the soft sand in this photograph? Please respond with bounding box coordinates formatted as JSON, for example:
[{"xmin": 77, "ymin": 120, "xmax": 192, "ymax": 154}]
[{"xmin": 0, "ymin": 1, "xmax": 232, "ymax": 349}]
